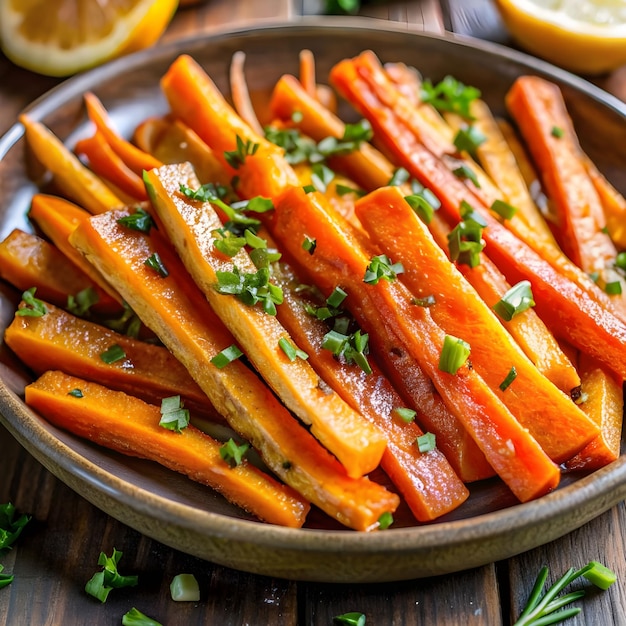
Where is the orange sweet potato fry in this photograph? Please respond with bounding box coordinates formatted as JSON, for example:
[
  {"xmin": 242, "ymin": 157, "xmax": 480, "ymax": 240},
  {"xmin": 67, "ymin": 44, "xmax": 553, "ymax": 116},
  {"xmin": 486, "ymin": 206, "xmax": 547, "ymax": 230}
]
[
  {"xmin": 0, "ymin": 229, "xmax": 120, "ymax": 316},
  {"xmin": 26, "ymin": 370, "xmax": 309, "ymax": 528},
  {"xmin": 69, "ymin": 208, "xmax": 399, "ymax": 530},
  {"xmin": 20, "ymin": 114, "xmax": 123, "ymax": 214},
  {"xmin": 355, "ymin": 186, "xmax": 597, "ymax": 463}
]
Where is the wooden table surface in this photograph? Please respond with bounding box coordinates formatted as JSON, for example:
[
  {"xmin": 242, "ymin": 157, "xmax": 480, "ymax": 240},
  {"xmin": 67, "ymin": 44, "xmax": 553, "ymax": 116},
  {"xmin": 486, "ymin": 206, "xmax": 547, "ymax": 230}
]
[{"xmin": 1, "ymin": 1, "xmax": 625, "ymax": 624}]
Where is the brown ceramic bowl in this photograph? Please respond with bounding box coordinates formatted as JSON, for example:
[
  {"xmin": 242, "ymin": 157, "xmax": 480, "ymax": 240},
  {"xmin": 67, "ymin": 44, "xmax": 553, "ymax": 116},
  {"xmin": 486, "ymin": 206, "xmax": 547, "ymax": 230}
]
[{"xmin": 1, "ymin": 17, "xmax": 625, "ymax": 583}]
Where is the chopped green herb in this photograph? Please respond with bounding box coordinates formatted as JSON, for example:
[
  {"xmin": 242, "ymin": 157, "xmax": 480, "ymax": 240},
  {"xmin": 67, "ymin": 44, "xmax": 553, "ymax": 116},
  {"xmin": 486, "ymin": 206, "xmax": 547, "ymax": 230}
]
[
  {"xmin": 0, "ymin": 564, "xmax": 14, "ymax": 589},
  {"xmin": 224, "ymin": 135, "xmax": 259, "ymax": 169},
  {"xmin": 85, "ymin": 548, "xmax": 138, "ymax": 603},
  {"xmin": 493, "ymin": 280, "xmax": 536, "ymax": 321},
  {"xmin": 394, "ymin": 407, "xmax": 416, "ymax": 423},
  {"xmin": 420, "ymin": 75, "xmax": 481, "ymax": 119},
  {"xmin": 316, "ymin": 120, "xmax": 373, "ymax": 158},
  {"xmin": 404, "ymin": 191, "xmax": 438, "ymax": 224},
  {"xmin": 322, "ymin": 328, "xmax": 372, "ymax": 374},
  {"xmin": 67, "ymin": 388, "xmax": 84, "ymax": 398},
  {"xmin": 302, "ymin": 236, "xmax": 317, "ymax": 254},
  {"xmin": 249, "ymin": 246, "xmax": 281, "ymax": 271},
  {"xmin": 416, "ymin": 432, "xmax": 436, "ymax": 453},
  {"xmin": 170, "ymin": 573, "xmax": 200, "ymax": 602},
  {"xmin": 211, "ymin": 345, "xmax": 244, "ymax": 369},
  {"xmin": 215, "ymin": 265, "xmax": 283, "ymax": 315},
  {"xmin": 311, "ymin": 162, "xmax": 336, "ymax": 193},
  {"xmin": 363, "ymin": 254, "xmax": 404, "ymax": 285},
  {"xmin": 491, "ymin": 199, "xmax": 518, "ymax": 220},
  {"xmin": 122, "ymin": 608, "xmax": 163, "ymax": 626},
  {"xmin": 453, "ymin": 125, "xmax": 486, "ymax": 156},
  {"xmin": 551, "ymin": 126, "xmax": 564, "ymax": 138},
  {"xmin": 378, "ymin": 511, "xmax": 394, "ymax": 530},
  {"xmin": 278, "ymin": 337, "xmax": 309, "ymax": 361},
  {"xmin": 0, "ymin": 502, "xmax": 31, "ymax": 552},
  {"xmin": 388, "ymin": 167, "xmax": 411, "ymax": 187},
  {"xmin": 447, "ymin": 202, "xmax": 486, "ymax": 268},
  {"xmin": 499, "ymin": 366, "xmax": 517, "ymax": 391},
  {"xmin": 100, "ymin": 344, "xmax": 126, "ymax": 364},
  {"xmin": 144, "ymin": 252, "xmax": 169, "ymax": 277},
  {"xmin": 244, "ymin": 229, "xmax": 267, "ymax": 250},
  {"xmin": 102, "ymin": 302, "xmax": 142, "ymax": 338},
  {"xmin": 513, "ymin": 561, "xmax": 616, "ymax": 626},
  {"xmin": 116, "ymin": 207, "xmax": 154, "ymax": 233},
  {"xmin": 615, "ymin": 251, "xmax": 626, "ymax": 271},
  {"xmin": 411, "ymin": 294, "xmax": 436, "ymax": 307},
  {"xmin": 15, "ymin": 287, "xmax": 46, "ymax": 317},
  {"xmin": 439, "ymin": 335, "xmax": 471, "ymax": 375},
  {"xmin": 213, "ymin": 229, "xmax": 247, "ymax": 257},
  {"xmin": 67, "ymin": 286, "xmax": 100, "ymax": 317},
  {"xmin": 452, "ymin": 164, "xmax": 480, "ymax": 188},
  {"xmin": 604, "ymin": 280, "xmax": 623, "ymax": 295},
  {"xmin": 326, "ymin": 286, "xmax": 348, "ymax": 308},
  {"xmin": 220, "ymin": 438, "xmax": 250, "ymax": 467},
  {"xmin": 335, "ymin": 183, "xmax": 365, "ymax": 197},
  {"xmin": 159, "ymin": 395, "xmax": 190, "ymax": 433},
  {"xmin": 302, "ymin": 184, "xmax": 316, "ymax": 193},
  {"xmin": 333, "ymin": 611, "xmax": 366, "ymax": 626}
]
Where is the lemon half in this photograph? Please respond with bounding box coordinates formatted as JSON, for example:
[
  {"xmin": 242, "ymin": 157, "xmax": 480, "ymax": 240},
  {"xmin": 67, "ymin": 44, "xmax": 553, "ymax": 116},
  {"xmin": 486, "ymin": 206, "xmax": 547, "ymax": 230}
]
[
  {"xmin": 494, "ymin": 0, "xmax": 626, "ymax": 75},
  {"xmin": 0, "ymin": 0, "xmax": 179, "ymax": 77}
]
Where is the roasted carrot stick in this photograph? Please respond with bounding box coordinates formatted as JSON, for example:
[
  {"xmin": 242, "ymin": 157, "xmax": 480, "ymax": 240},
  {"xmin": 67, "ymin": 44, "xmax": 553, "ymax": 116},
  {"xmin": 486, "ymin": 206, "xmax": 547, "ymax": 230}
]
[
  {"xmin": 565, "ymin": 353, "xmax": 623, "ymax": 472},
  {"xmin": 229, "ymin": 51, "xmax": 264, "ymax": 136},
  {"xmin": 267, "ymin": 237, "xmax": 469, "ymax": 521},
  {"xmin": 144, "ymin": 162, "xmax": 387, "ymax": 479},
  {"xmin": 19, "ymin": 114, "xmax": 123, "ymax": 214},
  {"xmin": 0, "ymin": 229, "xmax": 120, "ymax": 316},
  {"xmin": 26, "ymin": 370, "xmax": 309, "ymax": 527},
  {"xmin": 506, "ymin": 76, "xmax": 624, "ymax": 295},
  {"xmin": 355, "ymin": 186, "xmax": 597, "ymax": 462},
  {"xmin": 133, "ymin": 117, "xmax": 232, "ymax": 186},
  {"xmin": 330, "ymin": 54, "xmax": 626, "ymax": 378},
  {"xmin": 83, "ymin": 92, "xmax": 162, "ymax": 175},
  {"xmin": 5, "ymin": 301, "xmax": 218, "ymax": 421},
  {"xmin": 426, "ymin": 212, "xmax": 581, "ymax": 395},
  {"xmin": 28, "ymin": 193, "xmax": 122, "ymax": 304},
  {"xmin": 271, "ymin": 186, "xmax": 562, "ymax": 502},
  {"xmin": 75, "ymin": 132, "xmax": 148, "ymax": 201},
  {"xmin": 160, "ymin": 54, "xmax": 300, "ymax": 200},
  {"xmin": 69, "ymin": 208, "xmax": 399, "ymax": 531}
]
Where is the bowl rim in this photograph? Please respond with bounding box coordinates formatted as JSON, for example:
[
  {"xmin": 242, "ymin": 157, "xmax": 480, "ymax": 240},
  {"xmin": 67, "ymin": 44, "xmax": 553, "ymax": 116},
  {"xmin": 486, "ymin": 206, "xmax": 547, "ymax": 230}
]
[{"xmin": 1, "ymin": 15, "xmax": 626, "ymax": 574}]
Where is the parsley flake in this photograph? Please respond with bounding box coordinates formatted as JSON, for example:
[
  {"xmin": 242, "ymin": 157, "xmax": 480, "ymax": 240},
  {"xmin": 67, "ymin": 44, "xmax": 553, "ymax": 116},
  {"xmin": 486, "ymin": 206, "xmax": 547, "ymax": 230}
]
[
  {"xmin": 220, "ymin": 438, "xmax": 250, "ymax": 467},
  {"xmin": 159, "ymin": 395, "xmax": 190, "ymax": 433},
  {"xmin": 15, "ymin": 287, "xmax": 46, "ymax": 318},
  {"xmin": 420, "ymin": 75, "xmax": 481, "ymax": 119},
  {"xmin": 363, "ymin": 254, "xmax": 404, "ymax": 285},
  {"xmin": 100, "ymin": 344, "xmax": 126, "ymax": 364},
  {"xmin": 224, "ymin": 135, "xmax": 259, "ymax": 169},
  {"xmin": 116, "ymin": 207, "xmax": 154, "ymax": 233}
]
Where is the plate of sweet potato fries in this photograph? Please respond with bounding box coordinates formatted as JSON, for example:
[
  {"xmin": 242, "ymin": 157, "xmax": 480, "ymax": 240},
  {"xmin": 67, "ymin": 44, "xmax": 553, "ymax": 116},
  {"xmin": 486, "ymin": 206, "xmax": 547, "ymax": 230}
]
[{"xmin": 0, "ymin": 18, "xmax": 625, "ymax": 582}]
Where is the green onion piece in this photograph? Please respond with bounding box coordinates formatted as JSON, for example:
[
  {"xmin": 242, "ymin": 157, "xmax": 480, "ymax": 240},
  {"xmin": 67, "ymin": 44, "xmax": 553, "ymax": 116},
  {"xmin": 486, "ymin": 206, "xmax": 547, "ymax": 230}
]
[
  {"xmin": 491, "ymin": 199, "xmax": 517, "ymax": 220},
  {"xmin": 439, "ymin": 335, "xmax": 471, "ymax": 375},
  {"xmin": 278, "ymin": 337, "xmax": 309, "ymax": 361},
  {"xmin": 67, "ymin": 286, "xmax": 99, "ymax": 317},
  {"xmin": 302, "ymin": 236, "xmax": 317, "ymax": 254},
  {"xmin": 582, "ymin": 561, "xmax": 617, "ymax": 590},
  {"xmin": 100, "ymin": 344, "xmax": 126, "ymax": 364},
  {"xmin": 452, "ymin": 164, "xmax": 480, "ymax": 188},
  {"xmin": 604, "ymin": 280, "xmax": 623, "ymax": 295},
  {"xmin": 404, "ymin": 192, "xmax": 436, "ymax": 224},
  {"xmin": 388, "ymin": 166, "xmax": 410, "ymax": 186},
  {"xmin": 393, "ymin": 407, "xmax": 416, "ymax": 423},
  {"xmin": 122, "ymin": 607, "xmax": 163, "ymax": 626},
  {"xmin": 551, "ymin": 125, "xmax": 564, "ymax": 138},
  {"xmin": 67, "ymin": 388, "xmax": 84, "ymax": 398},
  {"xmin": 335, "ymin": 183, "xmax": 365, "ymax": 197},
  {"xmin": 420, "ymin": 75, "xmax": 481, "ymax": 119},
  {"xmin": 15, "ymin": 287, "xmax": 47, "ymax": 317},
  {"xmin": 224, "ymin": 135, "xmax": 259, "ymax": 169},
  {"xmin": 303, "ymin": 184, "xmax": 316, "ymax": 193},
  {"xmin": 416, "ymin": 432, "xmax": 436, "ymax": 453},
  {"xmin": 220, "ymin": 438, "xmax": 250, "ymax": 467},
  {"xmin": 499, "ymin": 366, "xmax": 517, "ymax": 391},
  {"xmin": 411, "ymin": 295, "xmax": 436, "ymax": 307},
  {"xmin": 363, "ymin": 254, "xmax": 404, "ymax": 284},
  {"xmin": 215, "ymin": 265, "xmax": 283, "ymax": 315},
  {"xmin": 326, "ymin": 286, "xmax": 348, "ymax": 308},
  {"xmin": 211, "ymin": 345, "xmax": 244, "ymax": 369},
  {"xmin": 453, "ymin": 125, "xmax": 486, "ymax": 156},
  {"xmin": 170, "ymin": 573, "xmax": 200, "ymax": 601},
  {"xmin": 244, "ymin": 229, "xmax": 267, "ymax": 250},
  {"xmin": 159, "ymin": 395, "xmax": 190, "ymax": 433},
  {"xmin": 615, "ymin": 251, "xmax": 626, "ymax": 270},
  {"xmin": 0, "ymin": 502, "xmax": 31, "ymax": 551},
  {"xmin": 144, "ymin": 252, "xmax": 169, "ymax": 277},
  {"xmin": 493, "ymin": 280, "xmax": 536, "ymax": 321},
  {"xmin": 116, "ymin": 207, "xmax": 154, "ymax": 233},
  {"xmin": 213, "ymin": 229, "xmax": 246, "ymax": 257},
  {"xmin": 333, "ymin": 612, "xmax": 366, "ymax": 626},
  {"xmin": 378, "ymin": 511, "xmax": 394, "ymax": 530}
]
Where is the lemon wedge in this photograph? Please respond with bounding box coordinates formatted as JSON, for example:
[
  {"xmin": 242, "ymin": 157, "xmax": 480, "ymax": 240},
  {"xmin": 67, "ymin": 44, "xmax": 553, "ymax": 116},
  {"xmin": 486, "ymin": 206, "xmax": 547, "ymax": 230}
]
[
  {"xmin": 494, "ymin": 0, "xmax": 626, "ymax": 74},
  {"xmin": 0, "ymin": 0, "xmax": 179, "ymax": 77}
]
